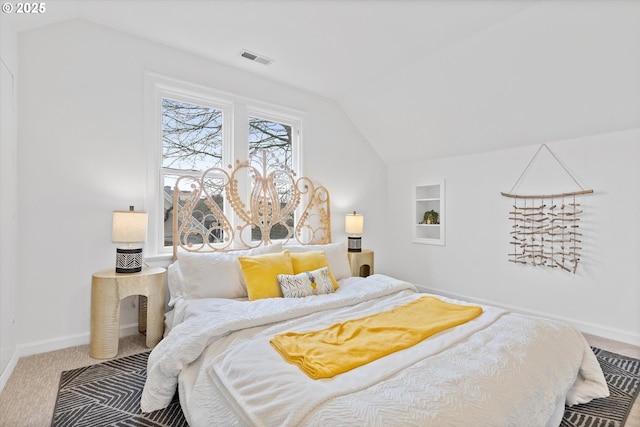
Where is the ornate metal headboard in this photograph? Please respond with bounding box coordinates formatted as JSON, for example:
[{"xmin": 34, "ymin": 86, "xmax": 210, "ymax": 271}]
[{"xmin": 172, "ymin": 151, "xmax": 331, "ymax": 259}]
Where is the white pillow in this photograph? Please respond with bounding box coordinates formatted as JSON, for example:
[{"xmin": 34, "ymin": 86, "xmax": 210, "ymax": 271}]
[
  {"xmin": 277, "ymin": 267, "xmax": 335, "ymax": 298},
  {"xmin": 285, "ymin": 242, "xmax": 351, "ymax": 281},
  {"xmin": 175, "ymin": 243, "xmax": 283, "ymax": 300},
  {"xmin": 167, "ymin": 261, "xmax": 184, "ymax": 307}
]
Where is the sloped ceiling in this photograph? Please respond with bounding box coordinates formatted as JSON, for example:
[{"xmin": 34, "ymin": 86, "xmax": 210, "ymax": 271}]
[{"xmin": 6, "ymin": 1, "xmax": 640, "ymax": 162}]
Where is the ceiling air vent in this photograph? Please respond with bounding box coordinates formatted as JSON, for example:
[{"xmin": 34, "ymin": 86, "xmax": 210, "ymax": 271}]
[{"xmin": 239, "ymin": 49, "xmax": 273, "ymax": 66}]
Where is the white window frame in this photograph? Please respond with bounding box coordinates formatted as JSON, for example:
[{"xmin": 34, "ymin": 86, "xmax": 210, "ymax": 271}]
[{"xmin": 144, "ymin": 73, "xmax": 305, "ymax": 258}]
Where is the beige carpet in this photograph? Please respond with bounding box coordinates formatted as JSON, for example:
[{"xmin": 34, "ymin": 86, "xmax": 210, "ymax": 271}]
[{"xmin": 0, "ymin": 333, "xmax": 638, "ymax": 427}]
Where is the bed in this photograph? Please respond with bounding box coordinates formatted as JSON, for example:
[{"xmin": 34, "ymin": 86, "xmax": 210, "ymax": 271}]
[{"xmin": 140, "ymin": 153, "xmax": 609, "ymax": 426}]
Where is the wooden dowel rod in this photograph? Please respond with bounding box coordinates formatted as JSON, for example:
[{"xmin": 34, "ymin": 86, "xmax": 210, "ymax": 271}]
[{"xmin": 500, "ymin": 189, "xmax": 593, "ymax": 199}]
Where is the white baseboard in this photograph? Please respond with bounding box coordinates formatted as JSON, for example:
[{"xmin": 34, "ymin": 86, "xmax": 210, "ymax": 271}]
[
  {"xmin": 0, "ymin": 352, "xmax": 19, "ymax": 392},
  {"xmin": 0, "ymin": 323, "xmax": 139, "ymax": 393},
  {"xmin": 415, "ymin": 284, "xmax": 640, "ymax": 346}
]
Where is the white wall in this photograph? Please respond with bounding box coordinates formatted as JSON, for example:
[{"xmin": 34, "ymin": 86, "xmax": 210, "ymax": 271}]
[
  {"xmin": 0, "ymin": 16, "xmax": 19, "ymax": 385},
  {"xmin": 386, "ymin": 130, "xmax": 640, "ymax": 344},
  {"xmin": 14, "ymin": 20, "xmax": 386, "ymax": 354}
]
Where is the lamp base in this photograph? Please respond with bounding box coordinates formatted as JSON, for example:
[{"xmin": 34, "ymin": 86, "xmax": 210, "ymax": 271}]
[
  {"xmin": 348, "ymin": 236, "xmax": 362, "ymax": 252},
  {"xmin": 115, "ymin": 248, "xmax": 143, "ymax": 273}
]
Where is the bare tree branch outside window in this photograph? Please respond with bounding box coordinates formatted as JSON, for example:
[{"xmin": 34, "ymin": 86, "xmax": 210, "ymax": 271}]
[
  {"xmin": 162, "ymin": 98, "xmax": 223, "ymax": 171},
  {"xmin": 249, "ymin": 117, "xmax": 292, "ymax": 171}
]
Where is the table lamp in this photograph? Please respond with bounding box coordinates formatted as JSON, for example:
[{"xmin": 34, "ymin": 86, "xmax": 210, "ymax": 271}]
[
  {"xmin": 345, "ymin": 211, "xmax": 364, "ymax": 252},
  {"xmin": 112, "ymin": 206, "xmax": 148, "ymax": 273}
]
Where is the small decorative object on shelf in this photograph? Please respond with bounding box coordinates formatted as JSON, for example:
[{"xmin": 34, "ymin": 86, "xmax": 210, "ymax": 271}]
[{"xmin": 421, "ymin": 210, "xmax": 439, "ymax": 225}]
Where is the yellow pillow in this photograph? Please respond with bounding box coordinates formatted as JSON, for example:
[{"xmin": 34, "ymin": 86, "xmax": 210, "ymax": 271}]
[
  {"xmin": 238, "ymin": 250, "xmax": 294, "ymax": 301},
  {"xmin": 290, "ymin": 251, "xmax": 339, "ymax": 290}
]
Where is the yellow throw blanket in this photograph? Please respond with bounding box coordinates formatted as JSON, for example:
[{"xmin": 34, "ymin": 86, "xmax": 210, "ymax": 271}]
[{"xmin": 270, "ymin": 296, "xmax": 483, "ymax": 379}]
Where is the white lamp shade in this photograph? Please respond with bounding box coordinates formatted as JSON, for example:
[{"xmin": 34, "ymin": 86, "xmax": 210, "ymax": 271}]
[
  {"xmin": 345, "ymin": 212, "xmax": 364, "ymax": 235},
  {"xmin": 112, "ymin": 210, "xmax": 148, "ymax": 243}
]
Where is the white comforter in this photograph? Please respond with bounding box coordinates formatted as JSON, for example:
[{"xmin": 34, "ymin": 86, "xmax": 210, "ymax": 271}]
[{"xmin": 141, "ymin": 274, "xmax": 609, "ymax": 426}]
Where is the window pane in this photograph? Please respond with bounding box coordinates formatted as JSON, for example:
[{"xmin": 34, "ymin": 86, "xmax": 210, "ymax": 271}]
[
  {"xmin": 163, "ymin": 98, "xmax": 223, "ymax": 171},
  {"xmin": 249, "ymin": 117, "xmax": 292, "ymax": 172},
  {"xmin": 248, "ymin": 117, "xmax": 294, "ymax": 242}
]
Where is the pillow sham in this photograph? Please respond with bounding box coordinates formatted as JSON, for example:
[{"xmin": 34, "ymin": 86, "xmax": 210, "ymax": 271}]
[
  {"xmin": 174, "ymin": 243, "xmax": 283, "ymax": 300},
  {"xmin": 238, "ymin": 250, "xmax": 294, "ymax": 301},
  {"xmin": 166, "ymin": 261, "xmax": 184, "ymax": 307},
  {"xmin": 285, "ymin": 242, "xmax": 351, "ymax": 281},
  {"xmin": 290, "ymin": 251, "xmax": 339, "ymax": 290},
  {"xmin": 277, "ymin": 267, "xmax": 335, "ymax": 298}
]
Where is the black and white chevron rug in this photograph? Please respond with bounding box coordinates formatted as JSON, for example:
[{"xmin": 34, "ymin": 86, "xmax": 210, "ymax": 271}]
[
  {"xmin": 561, "ymin": 347, "xmax": 640, "ymax": 427},
  {"xmin": 51, "ymin": 351, "xmax": 186, "ymax": 427},
  {"xmin": 52, "ymin": 347, "xmax": 639, "ymax": 426}
]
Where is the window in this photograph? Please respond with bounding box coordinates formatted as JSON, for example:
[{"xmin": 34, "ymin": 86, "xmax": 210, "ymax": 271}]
[{"xmin": 145, "ymin": 74, "xmax": 303, "ymax": 255}]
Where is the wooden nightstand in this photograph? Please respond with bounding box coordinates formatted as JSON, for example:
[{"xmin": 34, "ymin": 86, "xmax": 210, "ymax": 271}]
[
  {"xmin": 90, "ymin": 267, "xmax": 166, "ymax": 359},
  {"xmin": 347, "ymin": 250, "xmax": 374, "ymax": 278}
]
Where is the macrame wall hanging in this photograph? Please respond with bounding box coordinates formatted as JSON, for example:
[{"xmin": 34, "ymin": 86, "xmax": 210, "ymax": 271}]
[{"xmin": 500, "ymin": 144, "xmax": 593, "ymax": 273}]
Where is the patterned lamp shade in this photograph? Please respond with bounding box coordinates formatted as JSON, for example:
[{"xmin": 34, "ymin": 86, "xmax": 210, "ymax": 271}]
[
  {"xmin": 345, "ymin": 211, "xmax": 364, "ymax": 252},
  {"xmin": 112, "ymin": 206, "xmax": 147, "ymax": 273}
]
